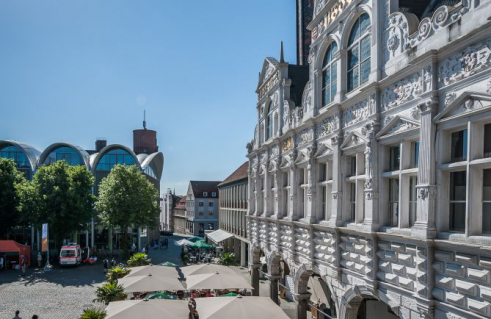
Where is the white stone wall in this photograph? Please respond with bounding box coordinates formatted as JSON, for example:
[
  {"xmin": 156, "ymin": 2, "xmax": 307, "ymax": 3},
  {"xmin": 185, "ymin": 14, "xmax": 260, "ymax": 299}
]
[{"xmin": 247, "ymin": 0, "xmax": 491, "ymax": 318}]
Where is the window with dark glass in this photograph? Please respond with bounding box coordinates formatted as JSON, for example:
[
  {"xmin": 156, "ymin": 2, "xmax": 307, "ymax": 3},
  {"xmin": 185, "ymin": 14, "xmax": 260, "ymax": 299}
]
[
  {"xmin": 350, "ymin": 183, "xmax": 356, "ymax": 222},
  {"xmin": 266, "ymin": 102, "xmax": 274, "ymax": 140},
  {"xmin": 322, "ymin": 42, "xmax": 338, "ymax": 106},
  {"xmin": 412, "ymin": 141, "xmax": 419, "ymax": 168},
  {"xmin": 319, "ymin": 163, "xmax": 327, "ymax": 182},
  {"xmin": 209, "ymin": 202, "xmax": 213, "ymax": 207},
  {"xmin": 0, "ymin": 145, "xmax": 32, "ymax": 179},
  {"xmin": 483, "ymin": 169, "xmax": 491, "ymax": 234},
  {"xmin": 409, "ymin": 176, "xmax": 418, "ymax": 226},
  {"xmin": 388, "ymin": 179, "xmax": 399, "ymax": 226},
  {"xmin": 349, "ymin": 156, "xmax": 357, "ymax": 177},
  {"xmin": 449, "ymin": 171, "xmax": 466, "ymax": 232},
  {"xmin": 347, "ymin": 13, "xmax": 371, "ymax": 92},
  {"xmin": 451, "ymin": 130, "xmax": 468, "ymax": 162},
  {"xmin": 199, "ymin": 202, "xmax": 204, "ymax": 207},
  {"xmin": 484, "ymin": 124, "xmax": 491, "ymax": 158},
  {"xmin": 389, "ymin": 146, "xmax": 400, "ymax": 171}
]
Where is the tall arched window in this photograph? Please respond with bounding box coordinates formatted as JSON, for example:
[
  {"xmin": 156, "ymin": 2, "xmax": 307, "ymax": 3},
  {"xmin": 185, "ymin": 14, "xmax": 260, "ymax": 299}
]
[
  {"xmin": 266, "ymin": 102, "xmax": 274, "ymax": 140},
  {"xmin": 322, "ymin": 42, "xmax": 338, "ymax": 107},
  {"xmin": 347, "ymin": 13, "xmax": 371, "ymax": 92}
]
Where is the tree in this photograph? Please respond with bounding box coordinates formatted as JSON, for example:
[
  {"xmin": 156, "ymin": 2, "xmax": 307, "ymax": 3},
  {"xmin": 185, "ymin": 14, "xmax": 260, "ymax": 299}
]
[
  {"xmin": 94, "ymin": 281, "xmax": 127, "ymax": 305},
  {"xmin": 28, "ymin": 161, "xmax": 95, "ymax": 246},
  {"xmin": 95, "ymin": 165, "xmax": 159, "ymax": 251},
  {"xmin": 0, "ymin": 158, "xmax": 27, "ymax": 238}
]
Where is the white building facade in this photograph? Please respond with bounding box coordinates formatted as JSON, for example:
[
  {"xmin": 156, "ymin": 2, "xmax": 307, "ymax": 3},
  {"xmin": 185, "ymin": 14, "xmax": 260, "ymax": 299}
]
[{"xmin": 247, "ymin": 0, "xmax": 491, "ymax": 318}]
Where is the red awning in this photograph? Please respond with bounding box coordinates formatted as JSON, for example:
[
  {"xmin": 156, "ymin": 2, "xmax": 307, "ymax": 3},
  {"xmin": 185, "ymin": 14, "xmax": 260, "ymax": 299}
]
[{"xmin": 0, "ymin": 240, "xmax": 31, "ymax": 266}]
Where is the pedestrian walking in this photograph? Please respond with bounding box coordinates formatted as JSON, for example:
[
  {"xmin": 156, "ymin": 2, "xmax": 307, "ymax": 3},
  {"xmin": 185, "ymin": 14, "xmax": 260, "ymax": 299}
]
[
  {"xmin": 20, "ymin": 256, "xmax": 26, "ymax": 276},
  {"xmin": 32, "ymin": 315, "xmax": 38, "ymax": 319},
  {"xmin": 12, "ymin": 310, "xmax": 21, "ymax": 319},
  {"xmin": 37, "ymin": 252, "xmax": 42, "ymax": 268},
  {"xmin": 103, "ymin": 259, "xmax": 109, "ymax": 274},
  {"xmin": 111, "ymin": 257, "xmax": 117, "ymax": 268},
  {"xmin": 141, "ymin": 246, "xmax": 146, "ymax": 254},
  {"xmin": 0, "ymin": 254, "xmax": 4, "ymax": 271}
]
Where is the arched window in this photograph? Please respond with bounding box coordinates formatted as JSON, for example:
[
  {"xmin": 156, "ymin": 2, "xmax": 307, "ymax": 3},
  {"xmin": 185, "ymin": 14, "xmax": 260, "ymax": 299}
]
[
  {"xmin": 347, "ymin": 13, "xmax": 371, "ymax": 92},
  {"xmin": 322, "ymin": 42, "xmax": 338, "ymax": 107},
  {"xmin": 43, "ymin": 146, "xmax": 84, "ymax": 166},
  {"xmin": 266, "ymin": 102, "xmax": 274, "ymax": 140}
]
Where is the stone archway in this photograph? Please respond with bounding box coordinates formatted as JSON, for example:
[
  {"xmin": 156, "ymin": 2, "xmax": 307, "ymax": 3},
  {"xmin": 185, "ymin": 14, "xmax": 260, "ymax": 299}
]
[
  {"xmin": 339, "ymin": 286, "xmax": 399, "ymax": 319},
  {"xmin": 249, "ymin": 245, "xmax": 265, "ymax": 296},
  {"xmin": 294, "ymin": 265, "xmax": 339, "ymax": 319}
]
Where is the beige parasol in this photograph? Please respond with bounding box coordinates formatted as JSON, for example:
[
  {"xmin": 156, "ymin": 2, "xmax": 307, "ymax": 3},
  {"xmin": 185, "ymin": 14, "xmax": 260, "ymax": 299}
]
[
  {"xmin": 195, "ymin": 296, "xmax": 290, "ymax": 319},
  {"xmin": 185, "ymin": 272, "xmax": 253, "ymax": 290},
  {"xmin": 126, "ymin": 265, "xmax": 181, "ymax": 278},
  {"xmin": 181, "ymin": 264, "xmax": 237, "ymax": 277},
  {"xmin": 118, "ymin": 273, "xmax": 184, "ymax": 293},
  {"xmin": 105, "ymin": 299, "xmax": 189, "ymax": 318}
]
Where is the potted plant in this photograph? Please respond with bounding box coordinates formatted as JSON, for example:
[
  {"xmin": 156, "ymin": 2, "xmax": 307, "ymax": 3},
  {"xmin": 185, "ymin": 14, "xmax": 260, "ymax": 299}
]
[{"xmin": 94, "ymin": 281, "xmax": 127, "ymax": 305}]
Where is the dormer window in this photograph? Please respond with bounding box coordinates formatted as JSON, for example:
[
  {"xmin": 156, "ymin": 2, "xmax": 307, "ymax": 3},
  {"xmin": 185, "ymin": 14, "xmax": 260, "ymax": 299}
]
[
  {"xmin": 211, "ymin": 192, "xmax": 217, "ymax": 197},
  {"xmin": 203, "ymin": 192, "xmax": 208, "ymax": 197}
]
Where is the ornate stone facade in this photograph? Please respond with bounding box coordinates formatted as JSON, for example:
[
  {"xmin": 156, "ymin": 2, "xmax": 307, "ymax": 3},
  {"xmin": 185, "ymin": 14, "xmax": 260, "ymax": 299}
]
[{"xmin": 247, "ymin": 1, "xmax": 491, "ymax": 318}]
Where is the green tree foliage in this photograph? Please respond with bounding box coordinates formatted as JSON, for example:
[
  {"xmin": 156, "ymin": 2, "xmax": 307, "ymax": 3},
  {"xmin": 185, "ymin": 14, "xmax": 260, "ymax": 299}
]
[
  {"xmin": 95, "ymin": 165, "xmax": 159, "ymax": 250},
  {"xmin": 28, "ymin": 161, "xmax": 95, "ymax": 245},
  {"xmin": 219, "ymin": 252, "xmax": 236, "ymax": 266},
  {"xmin": 0, "ymin": 159, "xmax": 27, "ymax": 237},
  {"xmin": 80, "ymin": 307, "xmax": 106, "ymax": 319},
  {"xmin": 94, "ymin": 281, "xmax": 127, "ymax": 305},
  {"xmin": 127, "ymin": 253, "xmax": 151, "ymax": 267}
]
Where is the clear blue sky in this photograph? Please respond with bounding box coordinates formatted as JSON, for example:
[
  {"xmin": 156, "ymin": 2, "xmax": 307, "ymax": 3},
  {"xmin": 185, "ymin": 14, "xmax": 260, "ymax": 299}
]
[{"xmin": 0, "ymin": 0, "xmax": 296, "ymax": 195}]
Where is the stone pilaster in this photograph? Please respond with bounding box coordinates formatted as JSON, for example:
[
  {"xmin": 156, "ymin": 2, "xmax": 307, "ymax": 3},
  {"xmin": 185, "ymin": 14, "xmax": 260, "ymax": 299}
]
[
  {"xmin": 329, "ymin": 135, "xmax": 344, "ymax": 226},
  {"xmin": 303, "ymin": 146, "xmax": 318, "ymax": 224},
  {"xmin": 362, "ymin": 121, "xmax": 380, "ymax": 231},
  {"xmin": 412, "ymin": 100, "xmax": 437, "ymax": 239}
]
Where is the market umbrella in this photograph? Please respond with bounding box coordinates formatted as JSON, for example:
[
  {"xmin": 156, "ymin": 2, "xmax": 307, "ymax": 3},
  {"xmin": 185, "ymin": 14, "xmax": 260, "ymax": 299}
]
[
  {"xmin": 221, "ymin": 292, "xmax": 238, "ymax": 297},
  {"xmin": 195, "ymin": 296, "xmax": 290, "ymax": 319},
  {"xmin": 188, "ymin": 237, "xmax": 205, "ymax": 243},
  {"xmin": 118, "ymin": 274, "xmax": 184, "ymax": 293},
  {"xmin": 182, "ymin": 264, "xmax": 237, "ymax": 277},
  {"xmin": 160, "ymin": 261, "xmax": 179, "ymax": 267},
  {"xmin": 190, "ymin": 241, "xmax": 213, "ymax": 249},
  {"xmin": 185, "ymin": 272, "xmax": 253, "ymax": 290},
  {"xmin": 126, "ymin": 265, "xmax": 180, "ymax": 278},
  {"xmin": 105, "ymin": 299, "xmax": 188, "ymax": 319},
  {"xmin": 175, "ymin": 239, "xmax": 194, "ymax": 246},
  {"xmin": 144, "ymin": 292, "xmax": 178, "ymax": 300}
]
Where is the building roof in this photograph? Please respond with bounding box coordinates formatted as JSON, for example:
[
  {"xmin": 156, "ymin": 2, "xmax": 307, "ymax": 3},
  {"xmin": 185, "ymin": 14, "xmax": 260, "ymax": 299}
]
[
  {"xmin": 219, "ymin": 162, "xmax": 249, "ymax": 187},
  {"xmin": 190, "ymin": 181, "xmax": 221, "ymax": 198}
]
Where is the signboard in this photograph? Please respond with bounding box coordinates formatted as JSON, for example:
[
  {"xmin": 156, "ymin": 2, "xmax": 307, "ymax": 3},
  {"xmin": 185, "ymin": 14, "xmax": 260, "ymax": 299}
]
[{"xmin": 41, "ymin": 224, "xmax": 48, "ymax": 252}]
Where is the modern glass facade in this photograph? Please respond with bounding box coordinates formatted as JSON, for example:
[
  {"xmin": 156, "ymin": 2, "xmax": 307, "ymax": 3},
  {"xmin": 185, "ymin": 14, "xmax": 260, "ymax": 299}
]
[
  {"xmin": 42, "ymin": 146, "xmax": 84, "ymax": 166},
  {"xmin": 94, "ymin": 148, "xmax": 137, "ymax": 193},
  {"xmin": 0, "ymin": 145, "xmax": 33, "ymax": 179}
]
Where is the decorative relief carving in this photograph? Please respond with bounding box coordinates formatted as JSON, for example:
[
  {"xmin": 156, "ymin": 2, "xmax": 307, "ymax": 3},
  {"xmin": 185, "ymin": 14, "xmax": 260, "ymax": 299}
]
[
  {"xmin": 259, "ymin": 69, "xmax": 280, "ymax": 100},
  {"xmin": 297, "ymin": 128, "xmax": 314, "ymax": 146},
  {"xmin": 260, "ymin": 151, "xmax": 267, "ymax": 163},
  {"xmin": 388, "ymin": 121, "xmax": 418, "ymax": 135},
  {"xmin": 445, "ymin": 92, "xmax": 457, "ymax": 106},
  {"xmin": 319, "ymin": 114, "xmax": 340, "ymax": 137},
  {"xmin": 439, "ymin": 40, "xmax": 491, "ymax": 86},
  {"xmin": 283, "ymin": 100, "xmax": 291, "ymax": 124},
  {"xmin": 410, "ymin": 107, "xmax": 421, "ymax": 120},
  {"xmin": 302, "ymin": 81, "xmax": 313, "ymax": 111},
  {"xmin": 387, "ymin": 1, "xmax": 470, "ymax": 53},
  {"xmin": 381, "ymin": 70, "xmax": 426, "ymax": 111},
  {"xmin": 343, "ymin": 99, "xmax": 371, "ymax": 127},
  {"xmin": 282, "ymin": 137, "xmax": 293, "ymax": 152},
  {"xmin": 271, "ymin": 145, "xmax": 279, "ymax": 158},
  {"xmin": 313, "ymin": 0, "xmax": 355, "ymax": 40}
]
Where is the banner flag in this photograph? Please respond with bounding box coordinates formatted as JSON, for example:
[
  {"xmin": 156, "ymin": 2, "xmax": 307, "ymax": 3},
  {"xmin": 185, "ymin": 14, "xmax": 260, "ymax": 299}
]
[{"xmin": 42, "ymin": 224, "xmax": 48, "ymax": 252}]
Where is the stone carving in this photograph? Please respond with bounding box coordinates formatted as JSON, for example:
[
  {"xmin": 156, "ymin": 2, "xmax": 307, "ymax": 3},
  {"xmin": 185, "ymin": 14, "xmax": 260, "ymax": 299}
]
[
  {"xmin": 445, "ymin": 92, "xmax": 457, "ymax": 106},
  {"xmin": 259, "ymin": 68, "xmax": 280, "ymax": 100},
  {"xmin": 387, "ymin": 1, "xmax": 470, "ymax": 53},
  {"xmin": 313, "ymin": 0, "xmax": 354, "ymax": 38},
  {"xmin": 343, "ymin": 99, "xmax": 371, "ymax": 127},
  {"xmin": 388, "ymin": 121, "xmax": 418, "ymax": 135},
  {"xmin": 410, "ymin": 107, "xmax": 421, "ymax": 121},
  {"xmin": 387, "ymin": 30, "xmax": 400, "ymax": 53},
  {"xmin": 331, "ymin": 135, "xmax": 341, "ymax": 146},
  {"xmin": 246, "ymin": 142, "xmax": 253, "ymax": 154},
  {"xmin": 439, "ymin": 40, "xmax": 491, "ymax": 86},
  {"xmin": 302, "ymin": 81, "xmax": 313, "ymax": 112},
  {"xmin": 298, "ymin": 128, "xmax": 314, "ymax": 146},
  {"xmin": 319, "ymin": 114, "xmax": 340, "ymax": 137},
  {"xmin": 271, "ymin": 145, "xmax": 279, "ymax": 157},
  {"xmin": 260, "ymin": 151, "xmax": 267, "ymax": 163},
  {"xmin": 283, "ymin": 100, "xmax": 291, "ymax": 124},
  {"xmin": 381, "ymin": 71, "xmax": 424, "ymax": 110},
  {"xmin": 384, "ymin": 115, "xmax": 394, "ymax": 127},
  {"xmin": 271, "ymin": 91, "xmax": 279, "ymax": 107},
  {"xmin": 282, "ymin": 137, "xmax": 293, "ymax": 152},
  {"xmin": 463, "ymin": 98, "xmax": 475, "ymax": 110}
]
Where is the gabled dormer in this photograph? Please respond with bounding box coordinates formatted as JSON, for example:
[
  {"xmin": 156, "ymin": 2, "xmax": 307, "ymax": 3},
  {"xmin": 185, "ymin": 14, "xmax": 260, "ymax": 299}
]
[{"xmin": 434, "ymin": 92, "xmax": 491, "ymax": 123}]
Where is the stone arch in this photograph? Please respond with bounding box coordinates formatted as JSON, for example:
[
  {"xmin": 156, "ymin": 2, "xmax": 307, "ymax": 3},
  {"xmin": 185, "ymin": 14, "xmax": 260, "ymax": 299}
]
[
  {"xmin": 340, "ymin": 5, "xmax": 373, "ymax": 49},
  {"xmin": 250, "ymin": 244, "xmax": 263, "ymax": 265},
  {"xmin": 293, "ymin": 264, "xmax": 314, "ymax": 295},
  {"xmin": 339, "ymin": 285, "xmax": 399, "ymax": 319},
  {"xmin": 315, "ymin": 34, "xmax": 341, "ymax": 71},
  {"xmin": 267, "ymin": 250, "xmax": 282, "ymax": 277}
]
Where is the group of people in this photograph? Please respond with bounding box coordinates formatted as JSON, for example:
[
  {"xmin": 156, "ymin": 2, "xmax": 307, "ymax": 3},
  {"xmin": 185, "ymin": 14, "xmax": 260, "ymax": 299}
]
[
  {"xmin": 12, "ymin": 310, "xmax": 38, "ymax": 319},
  {"xmin": 102, "ymin": 257, "xmax": 118, "ymax": 273}
]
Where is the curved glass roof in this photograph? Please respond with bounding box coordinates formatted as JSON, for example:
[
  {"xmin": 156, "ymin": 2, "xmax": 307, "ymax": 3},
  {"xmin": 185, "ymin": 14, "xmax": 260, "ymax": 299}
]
[
  {"xmin": 42, "ymin": 146, "xmax": 85, "ymax": 166},
  {"xmin": 95, "ymin": 148, "xmax": 137, "ymax": 172}
]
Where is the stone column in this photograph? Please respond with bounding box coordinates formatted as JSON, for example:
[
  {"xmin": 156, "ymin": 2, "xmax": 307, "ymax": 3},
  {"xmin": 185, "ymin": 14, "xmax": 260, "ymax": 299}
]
[
  {"xmin": 303, "ymin": 146, "xmax": 317, "ymax": 224},
  {"xmin": 329, "ymin": 134, "xmax": 344, "ymax": 226},
  {"xmin": 269, "ymin": 275, "xmax": 280, "ymax": 305},
  {"xmin": 240, "ymin": 241, "xmax": 247, "ymax": 267},
  {"xmin": 362, "ymin": 121, "xmax": 380, "ymax": 231},
  {"xmin": 412, "ymin": 100, "xmax": 437, "ymax": 239},
  {"xmin": 296, "ymin": 293, "xmax": 311, "ymax": 319},
  {"xmin": 273, "ymin": 168, "xmax": 281, "ymax": 218},
  {"xmin": 289, "ymin": 155, "xmax": 298, "ymax": 221},
  {"xmin": 251, "ymin": 263, "xmax": 261, "ymax": 296}
]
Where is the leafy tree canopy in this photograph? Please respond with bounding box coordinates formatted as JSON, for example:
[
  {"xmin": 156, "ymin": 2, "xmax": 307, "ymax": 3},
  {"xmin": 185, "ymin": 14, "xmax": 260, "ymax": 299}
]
[
  {"xmin": 95, "ymin": 165, "xmax": 159, "ymax": 232},
  {"xmin": 28, "ymin": 161, "xmax": 95, "ymax": 244},
  {"xmin": 0, "ymin": 158, "xmax": 27, "ymax": 237}
]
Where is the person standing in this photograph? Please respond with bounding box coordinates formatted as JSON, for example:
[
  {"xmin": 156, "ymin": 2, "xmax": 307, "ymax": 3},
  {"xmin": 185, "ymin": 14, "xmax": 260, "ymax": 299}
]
[
  {"xmin": 37, "ymin": 252, "xmax": 42, "ymax": 268},
  {"xmin": 103, "ymin": 259, "xmax": 108, "ymax": 274},
  {"xmin": 12, "ymin": 310, "xmax": 21, "ymax": 319},
  {"xmin": 0, "ymin": 255, "xmax": 4, "ymax": 271}
]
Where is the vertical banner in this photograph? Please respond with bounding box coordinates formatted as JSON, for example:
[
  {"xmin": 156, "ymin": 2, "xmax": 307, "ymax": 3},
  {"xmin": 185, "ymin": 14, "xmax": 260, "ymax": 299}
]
[{"xmin": 42, "ymin": 224, "xmax": 48, "ymax": 252}]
